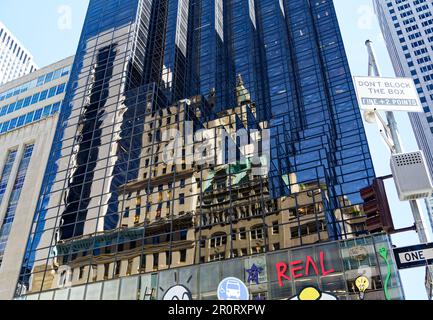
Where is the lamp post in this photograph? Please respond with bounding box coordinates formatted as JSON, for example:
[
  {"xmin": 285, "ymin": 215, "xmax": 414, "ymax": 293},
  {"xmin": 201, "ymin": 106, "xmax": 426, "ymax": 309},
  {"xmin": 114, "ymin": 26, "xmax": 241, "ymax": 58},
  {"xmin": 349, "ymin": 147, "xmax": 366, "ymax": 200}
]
[{"xmin": 364, "ymin": 40, "xmax": 433, "ymax": 299}]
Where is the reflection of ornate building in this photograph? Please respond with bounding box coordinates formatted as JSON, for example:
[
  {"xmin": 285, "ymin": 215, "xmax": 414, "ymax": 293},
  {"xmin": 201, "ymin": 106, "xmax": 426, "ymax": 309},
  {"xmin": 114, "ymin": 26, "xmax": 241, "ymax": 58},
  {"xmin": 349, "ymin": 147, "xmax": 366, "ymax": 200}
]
[
  {"xmin": 42, "ymin": 97, "xmax": 207, "ymax": 290},
  {"xmin": 17, "ymin": 0, "xmax": 398, "ymax": 301},
  {"xmin": 28, "ymin": 79, "xmax": 270, "ymax": 291},
  {"xmin": 196, "ymin": 161, "xmax": 279, "ymax": 262},
  {"xmin": 28, "ymin": 87, "xmax": 360, "ymax": 293},
  {"xmin": 26, "ymin": 77, "xmax": 377, "ymax": 294},
  {"xmin": 197, "ymin": 174, "xmax": 369, "ymax": 264}
]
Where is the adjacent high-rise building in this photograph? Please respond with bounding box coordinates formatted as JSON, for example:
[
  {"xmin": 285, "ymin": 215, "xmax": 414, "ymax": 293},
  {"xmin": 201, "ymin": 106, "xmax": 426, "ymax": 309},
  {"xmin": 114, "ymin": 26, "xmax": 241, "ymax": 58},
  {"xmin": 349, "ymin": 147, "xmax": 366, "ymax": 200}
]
[
  {"xmin": 0, "ymin": 21, "xmax": 38, "ymax": 85},
  {"xmin": 0, "ymin": 56, "xmax": 73, "ymax": 299},
  {"xmin": 14, "ymin": 0, "xmax": 404, "ymax": 300},
  {"xmin": 373, "ymin": 0, "xmax": 433, "ymax": 228}
]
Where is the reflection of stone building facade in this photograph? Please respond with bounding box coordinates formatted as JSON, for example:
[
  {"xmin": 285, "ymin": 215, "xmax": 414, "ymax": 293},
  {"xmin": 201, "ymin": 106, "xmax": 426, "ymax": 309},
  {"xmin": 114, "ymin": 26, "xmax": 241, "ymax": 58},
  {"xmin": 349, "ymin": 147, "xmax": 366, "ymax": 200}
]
[
  {"xmin": 18, "ymin": 0, "xmax": 386, "ymax": 300},
  {"xmin": 28, "ymin": 82, "xmax": 370, "ymax": 293},
  {"xmin": 197, "ymin": 162, "xmax": 279, "ymax": 262},
  {"xmin": 29, "ymin": 80, "xmax": 270, "ymax": 291},
  {"xmin": 26, "ymin": 76, "xmax": 375, "ymax": 298},
  {"xmin": 198, "ymin": 178, "xmax": 366, "ymax": 264},
  {"xmin": 39, "ymin": 97, "xmax": 207, "ymax": 290}
]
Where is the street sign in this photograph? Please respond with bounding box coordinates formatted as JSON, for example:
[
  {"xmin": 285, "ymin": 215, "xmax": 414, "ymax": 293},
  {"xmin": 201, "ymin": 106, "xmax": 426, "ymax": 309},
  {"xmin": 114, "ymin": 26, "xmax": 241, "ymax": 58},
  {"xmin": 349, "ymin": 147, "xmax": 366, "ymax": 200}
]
[
  {"xmin": 393, "ymin": 243, "xmax": 433, "ymax": 269},
  {"xmin": 353, "ymin": 76, "xmax": 423, "ymax": 113},
  {"xmin": 217, "ymin": 277, "xmax": 249, "ymax": 300}
]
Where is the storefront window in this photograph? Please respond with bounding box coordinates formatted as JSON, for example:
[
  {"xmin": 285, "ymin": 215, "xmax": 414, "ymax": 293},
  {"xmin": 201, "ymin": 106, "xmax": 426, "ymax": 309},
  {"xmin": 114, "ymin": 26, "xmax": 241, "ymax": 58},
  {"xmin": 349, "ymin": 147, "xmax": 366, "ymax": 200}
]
[
  {"xmin": 294, "ymin": 277, "xmax": 319, "ymax": 295},
  {"xmin": 245, "ymin": 255, "xmax": 268, "ymax": 284},
  {"xmin": 69, "ymin": 286, "xmax": 85, "ymax": 300},
  {"xmin": 102, "ymin": 279, "xmax": 120, "ymax": 300},
  {"xmin": 158, "ymin": 270, "xmax": 177, "ymax": 300},
  {"xmin": 120, "ymin": 276, "xmax": 139, "ymax": 300},
  {"xmin": 266, "ymin": 251, "xmax": 289, "ymax": 284},
  {"xmin": 222, "ymin": 257, "xmax": 244, "ymax": 280},
  {"xmin": 53, "ymin": 288, "xmax": 70, "ymax": 300},
  {"xmin": 25, "ymin": 294, "xmax": 39, "ymax": 300},
  {"xmin": 199, "ymin": 262, "xmax": 221, "ymax": 296},
  {"xmin": 85, "ymin": 282, "xmax": 102, "ymax": 300},
  {"xmin": 179, "ymin": 266, "xmax": 199, "ymax": 299},
  {"xmin": 320, "ymin": 274, "xmax": 347, "ymax": 299},
  {"xmin": 290, "ymin": 246, "xmax": 315, "ymax": 269},
  {"xmin": 316, "ymin": 242, "xmax": 344, "ymax": 273},
  {"xmin": 373, "ymin": 235, "xmax": 405, "ymax": 300},
  {"xmin": 245, "ymin": 255, "xmax": 268, "ymax": 299},
  {"xmin": 139, "ymin": 274, "xmax": 156, "ymax": 300},
  {"xmin": 38, "ymin": 291, "xmax": 54, "ymax": 300},
  {"xmin": 269, "ymin": 281, "xmax": 292, "ymax": 300}
]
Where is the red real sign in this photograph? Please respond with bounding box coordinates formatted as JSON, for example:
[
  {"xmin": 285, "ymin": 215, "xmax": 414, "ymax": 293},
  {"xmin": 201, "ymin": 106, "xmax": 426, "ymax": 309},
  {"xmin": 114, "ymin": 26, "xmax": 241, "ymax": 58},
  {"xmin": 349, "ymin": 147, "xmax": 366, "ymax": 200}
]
[{"xmin": 275, "ymin": 251, "xmax": 335, "ymax": 287}]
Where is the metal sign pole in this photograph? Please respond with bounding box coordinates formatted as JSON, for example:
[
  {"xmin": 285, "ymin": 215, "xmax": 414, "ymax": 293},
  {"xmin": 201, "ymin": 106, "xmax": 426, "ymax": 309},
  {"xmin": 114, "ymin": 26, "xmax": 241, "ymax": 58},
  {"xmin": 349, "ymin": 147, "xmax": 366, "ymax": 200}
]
[{"xmin": 365, "ymin": 40, "xmax": 433, "ymax": 298}]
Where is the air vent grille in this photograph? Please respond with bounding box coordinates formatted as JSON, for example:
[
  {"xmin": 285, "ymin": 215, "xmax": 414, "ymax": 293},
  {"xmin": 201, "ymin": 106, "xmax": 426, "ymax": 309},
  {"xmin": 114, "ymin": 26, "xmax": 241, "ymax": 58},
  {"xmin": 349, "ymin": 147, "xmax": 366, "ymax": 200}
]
[{"xmin": 394, "ymin": 152, "xmax": 422, "ymax": 167}]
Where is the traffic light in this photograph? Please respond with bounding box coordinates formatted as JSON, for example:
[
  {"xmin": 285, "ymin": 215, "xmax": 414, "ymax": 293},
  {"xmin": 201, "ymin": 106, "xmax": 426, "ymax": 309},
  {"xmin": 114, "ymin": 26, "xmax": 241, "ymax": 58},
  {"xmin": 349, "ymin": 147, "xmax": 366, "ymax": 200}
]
[{"xmin": 360, "ymin": 178, "xmax": 394, "ymax": 233}]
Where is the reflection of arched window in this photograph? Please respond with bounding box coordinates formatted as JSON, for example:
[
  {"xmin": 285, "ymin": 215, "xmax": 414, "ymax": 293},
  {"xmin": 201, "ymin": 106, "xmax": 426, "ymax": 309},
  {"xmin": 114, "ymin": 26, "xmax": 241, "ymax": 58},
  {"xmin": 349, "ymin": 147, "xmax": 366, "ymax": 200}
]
[
  {"xmin": 251, "ymin": 224, "xmax": 264, "ymax": 240},
  {"xmin": 210, "ymin": 232, "xmax": 227, "ymax": 247},
  {"xmin": 58, "ymin": 267, "xmax": 72, "ymax": 288},
  {"xmin": 216, "ymin": 177, "xmax": 226, "ymax": 190}
]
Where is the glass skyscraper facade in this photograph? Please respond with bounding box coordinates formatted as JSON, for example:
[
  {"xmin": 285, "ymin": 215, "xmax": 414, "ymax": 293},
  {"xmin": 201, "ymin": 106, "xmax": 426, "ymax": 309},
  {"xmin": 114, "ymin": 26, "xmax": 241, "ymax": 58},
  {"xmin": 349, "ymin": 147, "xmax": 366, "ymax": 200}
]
[{"xmin": 15, "ymin": 0, "xmax": 403, "ymax": 300}]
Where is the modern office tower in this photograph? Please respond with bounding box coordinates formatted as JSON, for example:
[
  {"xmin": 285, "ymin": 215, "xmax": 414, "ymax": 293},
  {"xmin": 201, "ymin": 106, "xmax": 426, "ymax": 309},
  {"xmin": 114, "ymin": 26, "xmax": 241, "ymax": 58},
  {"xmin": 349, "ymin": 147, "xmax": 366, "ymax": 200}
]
[
  {"xmin": 373, "ymin": 0, "xmax": 433, "ymax": 227},
  {"xmin": 0, "ymin": 21, "xmax": 38, "ymax": 85},
  {"xmin": 0, "ymin": 56, "xmax": 73, "ymax": 299},
  {"xmin": 15, "ymin": 0, "xmax": 404, "ymax": 300}
]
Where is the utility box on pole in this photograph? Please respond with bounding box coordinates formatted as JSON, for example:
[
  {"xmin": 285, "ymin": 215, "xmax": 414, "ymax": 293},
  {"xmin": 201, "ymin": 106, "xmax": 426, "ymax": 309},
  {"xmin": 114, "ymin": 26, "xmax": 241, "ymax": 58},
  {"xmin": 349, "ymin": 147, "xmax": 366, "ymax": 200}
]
[{"xmin": 390, "ymin": 151, "xmax": 433, "ymax": 201}]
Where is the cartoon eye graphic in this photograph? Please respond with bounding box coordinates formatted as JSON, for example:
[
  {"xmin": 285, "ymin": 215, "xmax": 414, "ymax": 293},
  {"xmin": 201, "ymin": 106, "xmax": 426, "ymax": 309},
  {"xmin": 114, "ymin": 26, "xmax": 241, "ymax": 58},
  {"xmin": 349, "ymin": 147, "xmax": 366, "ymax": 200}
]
[
  {"xmin": 182, "ymin": 292, "xmax": 190, "ymax": 300},
  {"xmin": 289, "ymin": 287, "xmax": 338, "ymax": 300},
  {"xmin": 162, "ymin": 285, "xmax": 192, "ymax": 301}
]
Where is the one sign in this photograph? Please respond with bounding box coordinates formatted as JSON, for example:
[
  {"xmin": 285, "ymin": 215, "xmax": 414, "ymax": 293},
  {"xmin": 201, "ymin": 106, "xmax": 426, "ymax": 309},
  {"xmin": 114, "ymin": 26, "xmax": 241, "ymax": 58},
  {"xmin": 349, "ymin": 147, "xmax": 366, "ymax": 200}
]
[
  {"xmin": 393, "ymin": 243, "xmax": 433, "ymax": 269},
  {"xmin": 353, "ymin": 76, "xmax": 423, "ymax": 112},
  {"xmin": 217, "ymin": 277, "xmax": 249, "ymax": 300}
]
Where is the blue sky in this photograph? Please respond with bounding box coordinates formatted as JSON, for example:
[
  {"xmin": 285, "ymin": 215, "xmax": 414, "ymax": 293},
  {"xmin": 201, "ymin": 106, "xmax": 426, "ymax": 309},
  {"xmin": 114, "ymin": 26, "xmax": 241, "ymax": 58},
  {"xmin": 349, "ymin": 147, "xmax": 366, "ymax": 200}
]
[
  {"xmin": 0, "ymin": 0, "xmax": 431, "ymax": 300},
  {"xmin": 0, "ymin": 0, "xmax": 88, "ymax": 66}
]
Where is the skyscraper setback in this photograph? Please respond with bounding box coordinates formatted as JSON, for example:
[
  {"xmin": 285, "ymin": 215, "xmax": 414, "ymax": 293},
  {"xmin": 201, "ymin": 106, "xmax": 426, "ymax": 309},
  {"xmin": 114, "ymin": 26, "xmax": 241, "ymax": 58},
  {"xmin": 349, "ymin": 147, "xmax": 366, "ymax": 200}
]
[{"xmin": 15, "ymin": 0, "xmax": 403, "ymax": 300}]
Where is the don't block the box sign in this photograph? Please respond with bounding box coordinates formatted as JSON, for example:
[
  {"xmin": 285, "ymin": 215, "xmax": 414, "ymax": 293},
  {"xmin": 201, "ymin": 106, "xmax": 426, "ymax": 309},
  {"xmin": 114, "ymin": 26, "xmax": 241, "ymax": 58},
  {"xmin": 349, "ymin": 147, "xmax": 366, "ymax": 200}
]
[{"xmin": 353, "ymin": 76, "xmax": 423, "ymax": 113}]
